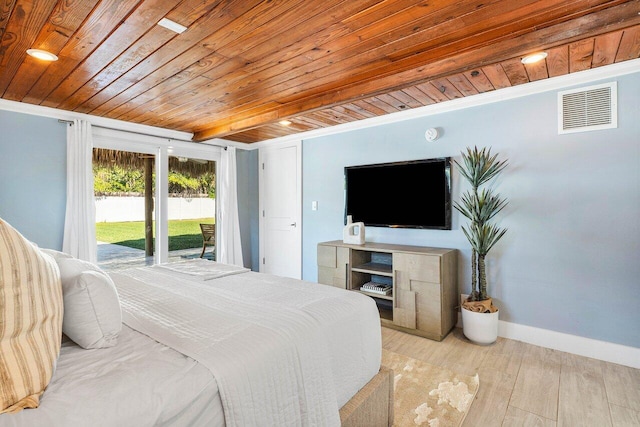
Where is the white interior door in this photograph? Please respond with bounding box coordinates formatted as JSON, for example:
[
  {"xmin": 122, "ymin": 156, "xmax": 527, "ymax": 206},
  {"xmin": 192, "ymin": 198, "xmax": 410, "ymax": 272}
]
[{"xmin": 259, "ymin": 141, "xmax": 301, "ymax": 278}]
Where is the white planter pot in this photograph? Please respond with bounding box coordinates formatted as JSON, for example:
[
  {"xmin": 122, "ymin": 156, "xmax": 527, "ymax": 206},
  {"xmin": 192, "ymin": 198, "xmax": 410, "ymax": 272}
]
[{"xmin": 461, "ymin": 307, "xmax": 499, "ymax": 345}]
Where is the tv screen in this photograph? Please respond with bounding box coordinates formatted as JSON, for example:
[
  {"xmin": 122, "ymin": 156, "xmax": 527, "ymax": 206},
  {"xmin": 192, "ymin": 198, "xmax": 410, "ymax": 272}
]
[{"xmin": 345, "ymin": 158, "xmax": 451, "ymax": 230}]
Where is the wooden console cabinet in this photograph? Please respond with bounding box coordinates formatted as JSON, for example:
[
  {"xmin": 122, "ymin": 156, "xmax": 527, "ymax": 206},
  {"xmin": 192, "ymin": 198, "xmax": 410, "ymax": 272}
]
[{"xmin": 317, "ymin": 240, "xmax": 457, "ymax": 341}]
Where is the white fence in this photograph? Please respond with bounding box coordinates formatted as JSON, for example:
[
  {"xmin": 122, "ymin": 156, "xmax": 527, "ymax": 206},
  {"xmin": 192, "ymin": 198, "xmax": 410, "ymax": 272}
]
[{"xmin": 96, "ymin": 196, "xmax": 215, "ymax": 222}]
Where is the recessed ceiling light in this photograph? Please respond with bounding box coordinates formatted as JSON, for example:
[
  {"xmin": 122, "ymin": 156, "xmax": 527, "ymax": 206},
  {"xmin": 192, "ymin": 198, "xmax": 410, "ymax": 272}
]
[
  {"xmin": 26, "ymin": 49, "xmax": 58, "ymax": 61},
  {"xmin": 279, "ymin": 120, "xmax": 292, "ymax": 126},
  {"xmin": 158, "ymin": 18, "xmax": 187, "ymax": 34},
  {"xmin": 521, "ymin": 52, "xmax": 548, "ymax": 64}
]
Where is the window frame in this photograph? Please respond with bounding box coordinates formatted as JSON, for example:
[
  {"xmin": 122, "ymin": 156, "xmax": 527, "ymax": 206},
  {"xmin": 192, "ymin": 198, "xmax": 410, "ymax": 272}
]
[{"xmin": 93, "ymin": 127, "xmax": 222, "ymax": 263}]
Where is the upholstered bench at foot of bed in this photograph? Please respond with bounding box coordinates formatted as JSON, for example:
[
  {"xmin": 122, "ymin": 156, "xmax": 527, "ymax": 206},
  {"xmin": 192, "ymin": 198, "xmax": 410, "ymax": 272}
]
[{"xmin": 339, "ymin": 366, "xmax": 394, "ymax": 427}]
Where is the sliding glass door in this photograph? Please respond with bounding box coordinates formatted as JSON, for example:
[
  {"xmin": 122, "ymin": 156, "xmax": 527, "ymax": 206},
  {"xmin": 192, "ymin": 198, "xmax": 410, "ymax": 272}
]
[
  {"xmin": 92, "ymin": 127, "xmax": 221, "ymax": 268},
  {"xmin": 166, "ymin": 155, "xmax": 216, "ymax": 263},
  {"xmin": 93, "ymin": 148, "xmax": 156, "ymax": 271}
]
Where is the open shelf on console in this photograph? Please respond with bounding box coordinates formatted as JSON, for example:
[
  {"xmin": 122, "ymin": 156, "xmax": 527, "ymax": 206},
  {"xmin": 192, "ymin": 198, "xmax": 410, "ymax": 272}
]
[
  {"xmin": 357, "ymin": 289, "xmax": 393, "ymax": 301},
  {"xmin": 317, "ymin": 241, "xmax": 457, "ymax": 341},
  {"xmin": 352, "ymin": 262, "xmax": 392, "ymax": 276},
  {"xmin": 373, "ymin": 297, "xmax": 393, "ymax": 322}
]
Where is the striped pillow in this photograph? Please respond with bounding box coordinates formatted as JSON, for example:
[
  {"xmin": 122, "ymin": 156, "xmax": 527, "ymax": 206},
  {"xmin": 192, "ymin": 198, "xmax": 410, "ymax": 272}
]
[{"xmin": 0, "ymin": 218, "xmax": 63, "ymax": 413}]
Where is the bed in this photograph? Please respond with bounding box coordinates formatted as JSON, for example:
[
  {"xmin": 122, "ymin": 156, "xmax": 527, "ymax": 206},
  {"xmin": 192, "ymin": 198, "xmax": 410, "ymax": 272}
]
[{"xmin": 1, "ymin": 255, "xmax": 393, "ymax": 427}]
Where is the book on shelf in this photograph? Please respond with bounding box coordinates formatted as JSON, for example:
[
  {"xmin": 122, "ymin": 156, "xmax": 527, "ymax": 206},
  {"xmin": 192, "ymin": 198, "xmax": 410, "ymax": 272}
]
[{"xmin": 360, "ymin": 282, "xmax": 392, "ymax": 296}]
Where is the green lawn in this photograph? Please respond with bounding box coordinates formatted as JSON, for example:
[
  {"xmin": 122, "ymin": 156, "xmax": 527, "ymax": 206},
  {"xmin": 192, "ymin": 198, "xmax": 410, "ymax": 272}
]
[{"xmin": 96, "ymin": 218, "xmax": 215, "ymax": 251}]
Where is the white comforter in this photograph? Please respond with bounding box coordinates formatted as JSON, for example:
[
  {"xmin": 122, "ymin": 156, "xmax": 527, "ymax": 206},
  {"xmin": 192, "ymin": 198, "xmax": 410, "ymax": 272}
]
[
  {"xmin": 0, "ymin": 261, "xmax": 381, "ymax": 427},
  {"xmin": 1, "ymin": 327, "xmax": 222, "ymax": 427},
  {"xmin": 114, "ymin": 261, "xmax": 381, "ymax": 426}
]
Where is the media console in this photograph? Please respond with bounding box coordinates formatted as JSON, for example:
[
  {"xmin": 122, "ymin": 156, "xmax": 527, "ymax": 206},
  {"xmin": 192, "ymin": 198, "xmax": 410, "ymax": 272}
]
[{"xmin": 317, "ymin": 240, "xmax": 457, "ymax": 341}]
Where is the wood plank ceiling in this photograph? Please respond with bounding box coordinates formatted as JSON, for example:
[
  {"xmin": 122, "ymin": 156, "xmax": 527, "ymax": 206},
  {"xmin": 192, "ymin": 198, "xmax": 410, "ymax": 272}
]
[{"xmin": 0, "ymin": 0, "xmax": 639, "ymax": 144}]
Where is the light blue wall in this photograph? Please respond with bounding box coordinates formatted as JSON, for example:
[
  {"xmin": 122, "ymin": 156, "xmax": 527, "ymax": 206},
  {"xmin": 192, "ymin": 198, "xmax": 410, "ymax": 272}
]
[
  {"xmin": 0, "ymin": 110, "xmax": 260, "ymax": 268},
  {"xmin": 302, "ymin": 72, "xmax": 640, "ymax": 348},
  {"xmin": 236, "ymin": 149, "xmax": 259, "ymax": 271},
  {"xmin": 0, "ymin": 110, "xmax": 67, "ymax": 249}
]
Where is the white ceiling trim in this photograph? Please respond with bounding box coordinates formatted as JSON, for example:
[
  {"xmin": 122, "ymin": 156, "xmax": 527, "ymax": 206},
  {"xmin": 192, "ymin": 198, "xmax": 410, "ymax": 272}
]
[
  {"xmin": 242, "ymin": 58, "xmax": 640, "ymax": 150},
  {"xmin": 0, "ymin": 97, "xmax": 194, "ymax": 142},
  {"xmin": 1, "ymin": 58, "xmax": 638, "ymax": 151},
  {"xmin": 0, "ymin": 96, "xmax": 250, "ymax": 149},
  {"xmin": 92, "ymin": 126, "xmax": 223, "ymax": 160}
]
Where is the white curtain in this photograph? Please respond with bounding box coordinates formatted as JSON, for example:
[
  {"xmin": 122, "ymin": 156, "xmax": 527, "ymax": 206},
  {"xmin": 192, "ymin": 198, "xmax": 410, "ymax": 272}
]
[
  {"xmin": 218, "ymin": 146, "xmax": 244, "ymax": 267},
  {"xmin": 62, "ymin": 120, "xmax": 96, "ymax": 262}
]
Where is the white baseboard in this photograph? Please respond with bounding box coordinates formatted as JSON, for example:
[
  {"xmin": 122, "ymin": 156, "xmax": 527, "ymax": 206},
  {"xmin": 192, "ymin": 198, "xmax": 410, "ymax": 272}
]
[
  {"xmin": 498, "ymin": 321, "xmax": 640, "ymax": 369},
  {"xmin": 455, "ymin": 314, "xmax": 640, "ymax": 369}
]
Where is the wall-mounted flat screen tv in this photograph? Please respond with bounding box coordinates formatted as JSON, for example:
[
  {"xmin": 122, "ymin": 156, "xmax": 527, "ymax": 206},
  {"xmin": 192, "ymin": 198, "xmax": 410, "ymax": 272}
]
[{"xmin": 345, "ymin": 157, "xmax": 451, "ymax": 230}]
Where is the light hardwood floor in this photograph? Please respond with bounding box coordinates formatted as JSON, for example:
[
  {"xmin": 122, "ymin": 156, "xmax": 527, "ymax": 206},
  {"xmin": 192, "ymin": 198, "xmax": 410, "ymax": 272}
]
[{"xmin": 381, "ymin": 327, "xmax": 640, "ymax": 426}]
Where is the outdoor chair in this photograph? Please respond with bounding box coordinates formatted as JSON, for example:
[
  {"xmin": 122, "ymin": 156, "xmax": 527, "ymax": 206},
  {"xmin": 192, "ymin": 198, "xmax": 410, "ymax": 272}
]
[{"xmin": 199, "ymin": 223, "xmax": 215, "ymax": 259}]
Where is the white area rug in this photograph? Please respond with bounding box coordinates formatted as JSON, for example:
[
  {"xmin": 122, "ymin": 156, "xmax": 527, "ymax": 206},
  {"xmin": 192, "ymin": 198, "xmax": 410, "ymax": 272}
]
[{"xmin": 383, "ymin": 349, "xmax": 479, "ymax": 426}]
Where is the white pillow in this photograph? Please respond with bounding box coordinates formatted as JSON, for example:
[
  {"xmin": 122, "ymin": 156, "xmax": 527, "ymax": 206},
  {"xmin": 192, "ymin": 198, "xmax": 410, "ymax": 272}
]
[
  {"xmin": 40, "ymin": 248, "xmax": 73, "ymax": 263},
  {"xmin": 57, "ymin": 258, "xmax": 122, "ymax": 349},
  {"xmin": 57, "ymin": 257, "xmax": 102, "ymax": 283}
]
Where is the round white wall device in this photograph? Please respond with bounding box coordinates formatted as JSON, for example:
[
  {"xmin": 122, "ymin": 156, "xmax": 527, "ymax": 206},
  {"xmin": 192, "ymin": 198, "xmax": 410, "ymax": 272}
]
[{"xmin": 425, "ymin": 128, "xmax": 439, "ymax": 142}]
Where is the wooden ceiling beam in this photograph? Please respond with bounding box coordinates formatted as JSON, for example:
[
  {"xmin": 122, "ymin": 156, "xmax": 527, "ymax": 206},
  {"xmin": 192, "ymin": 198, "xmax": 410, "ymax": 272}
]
[{"xmin": 192, "ymin": 2, "xmax": 640, "ymax": 141}]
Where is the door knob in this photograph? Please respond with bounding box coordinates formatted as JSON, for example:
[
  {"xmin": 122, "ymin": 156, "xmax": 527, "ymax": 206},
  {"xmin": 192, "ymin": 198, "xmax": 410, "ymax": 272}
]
[{"xmin": 290, "ymin": 222, "xmax": 296, "ymax": 227}]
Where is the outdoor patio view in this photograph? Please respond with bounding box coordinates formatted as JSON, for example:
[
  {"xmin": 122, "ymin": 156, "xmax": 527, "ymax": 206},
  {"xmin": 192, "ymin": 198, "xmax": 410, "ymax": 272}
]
[{"xmin": 94, "ymin": 149, "xmax": 216, "ymax": 270}]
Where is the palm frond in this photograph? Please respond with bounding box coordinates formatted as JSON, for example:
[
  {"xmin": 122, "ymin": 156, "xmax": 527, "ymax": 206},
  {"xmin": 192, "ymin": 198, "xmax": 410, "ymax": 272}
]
[
  {"xmin": 454, "ymin": 146, "xmax": 507, "ymax": 189},
  {"xmin": 454, "ymin": 189, "xmax": 507, "ymax": 225},
  {"xmin": 453, "ymin": 191, "xmax": 477, "ymax": 221},
  {"xmin": 463, "ymin": 223, "xmax": 507, "ymax": 255},
  {"xmin": 476, "ymin": 188, "xmax": 508, "ymax": 223}
]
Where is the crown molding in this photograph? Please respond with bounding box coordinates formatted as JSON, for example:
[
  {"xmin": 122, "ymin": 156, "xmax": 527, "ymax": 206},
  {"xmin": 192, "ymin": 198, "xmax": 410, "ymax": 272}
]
[
  {"xmin": 0, "ymin": 98, "xmax": 194, "ymax": 142},
  {"xmin": 2, "ymin": 58, "xmax": 638, "ymax": 151},
  {"xmin": 244, "ymin": 58, "xmax": 640, "ymax": 150}
]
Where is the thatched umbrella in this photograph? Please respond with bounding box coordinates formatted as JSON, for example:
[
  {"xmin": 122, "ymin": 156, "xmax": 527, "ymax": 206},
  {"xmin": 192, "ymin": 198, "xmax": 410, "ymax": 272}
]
[{"xmin": 93, "ymin": 148, "xmax": 215, "ymax": 175}]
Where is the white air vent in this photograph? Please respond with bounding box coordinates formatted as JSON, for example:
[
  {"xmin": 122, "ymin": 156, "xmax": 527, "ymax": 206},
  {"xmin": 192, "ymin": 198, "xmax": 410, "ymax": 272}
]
[{"xmin": 558, "ymin": 82, "xmax": 617, "ymax": 134}]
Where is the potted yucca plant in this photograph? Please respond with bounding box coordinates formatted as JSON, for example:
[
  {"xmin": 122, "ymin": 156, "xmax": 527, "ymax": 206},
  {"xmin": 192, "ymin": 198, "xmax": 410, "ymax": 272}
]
[{"xmin": 454, "ymin": 147, "xmax": 508, "ymax": 345}]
